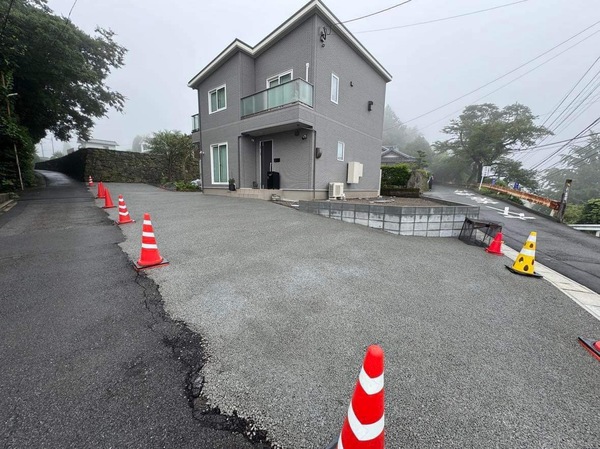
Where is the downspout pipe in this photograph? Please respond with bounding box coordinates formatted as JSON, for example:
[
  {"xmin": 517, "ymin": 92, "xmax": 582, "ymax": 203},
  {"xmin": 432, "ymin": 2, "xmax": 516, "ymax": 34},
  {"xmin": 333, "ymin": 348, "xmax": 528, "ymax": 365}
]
[{"xmin": 312, "ymin": 129, "xmax": 317, "ymax": 200}]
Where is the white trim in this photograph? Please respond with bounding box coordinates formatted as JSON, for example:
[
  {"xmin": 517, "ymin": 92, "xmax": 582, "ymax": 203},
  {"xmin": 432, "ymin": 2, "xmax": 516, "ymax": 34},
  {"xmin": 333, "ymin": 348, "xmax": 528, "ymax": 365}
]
[
  {"xmin": 266, "ymin": 69, "xmax": 293, "ymax": 88},
  {"xmin": 337, "ymin": 141, "xmax": 345, "ymax": 161},
  {"xmin": 210, "ymin": 142, "xmax": 229, "ymax": 184},
  {"xmin": 358, "ymin": 367, "xmax": 384, "ymax": 395},
  {"xmin": 187, "ymin": 1, "xmax": 392, "ymax": 88},
  {"xmin": 347, "ymin": 403, "xmax": 384, "ymax": 441},
  {"xmin": 208, "ymin": 84, "xmax": 227, "ymax": 114},
  {"xmin": 331, "ymin": 73, "xmax": 339, "ymax": 104}
]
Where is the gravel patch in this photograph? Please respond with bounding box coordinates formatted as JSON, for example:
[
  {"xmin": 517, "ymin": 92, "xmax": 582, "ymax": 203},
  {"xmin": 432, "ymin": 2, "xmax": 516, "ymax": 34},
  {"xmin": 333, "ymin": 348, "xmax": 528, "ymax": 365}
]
[{"xmin": 102, "ymin": 183, "xmax": 600, "ymax": 449}]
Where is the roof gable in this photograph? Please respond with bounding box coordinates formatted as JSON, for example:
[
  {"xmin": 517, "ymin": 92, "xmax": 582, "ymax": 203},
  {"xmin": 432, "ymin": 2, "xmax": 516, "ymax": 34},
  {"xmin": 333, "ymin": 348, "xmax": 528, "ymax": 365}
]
[{"xmin": 188, "ymin": 0, "xmax": 392, "ymax": 88}]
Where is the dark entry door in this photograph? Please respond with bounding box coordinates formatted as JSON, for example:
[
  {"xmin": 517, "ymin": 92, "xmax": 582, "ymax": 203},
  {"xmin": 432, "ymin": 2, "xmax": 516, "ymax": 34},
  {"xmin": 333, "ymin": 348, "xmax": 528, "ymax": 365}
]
[{"xmin": 260, "ymin": 140, "xmax": 272, "ymax": 189}]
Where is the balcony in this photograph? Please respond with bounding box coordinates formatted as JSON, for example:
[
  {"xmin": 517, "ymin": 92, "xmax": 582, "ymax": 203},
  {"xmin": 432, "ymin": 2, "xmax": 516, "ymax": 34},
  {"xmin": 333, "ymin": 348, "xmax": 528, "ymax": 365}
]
[{"xmin": 241, "ymin": 79, "xmax": 313, "ymax": 118}]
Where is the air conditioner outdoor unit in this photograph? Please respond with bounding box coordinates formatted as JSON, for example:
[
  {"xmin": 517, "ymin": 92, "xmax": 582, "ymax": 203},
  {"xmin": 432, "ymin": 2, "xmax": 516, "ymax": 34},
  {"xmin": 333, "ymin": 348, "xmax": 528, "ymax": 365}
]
[{"xmin": 329, "ymin": 182, "xmax": 344, "ymax": 199}]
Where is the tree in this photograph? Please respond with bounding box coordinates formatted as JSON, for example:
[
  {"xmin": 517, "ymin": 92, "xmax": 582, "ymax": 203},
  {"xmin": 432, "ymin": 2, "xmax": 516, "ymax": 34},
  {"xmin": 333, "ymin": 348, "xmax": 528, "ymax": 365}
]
[
  {"xmin": 383, "ymin": 105, "xmax": 420, "ymax": 148},
  {"xmin": 577, "ymin": 199, "xmax": 600, "ymax": 224},
  {"xmin": 492, "ymin": 157, "xmax": 539, "ymax": 190},
  {"xmin": 0, "ymin": 0, "xmax": 126, "ymax": 143},
  {"xmin": 542, "ymin": 133, "xmax": 600, "ymax": 204},
  {"xmin": 131, "ymin": 135, "xmax": 148, "ymax": 153},
  {"xmin": 434, "ymin": 103, "xmax": 551, "ymax": 183},
  {"xmin": 147, "ymin": 131, "xmax": 196, "ymax": 182}
]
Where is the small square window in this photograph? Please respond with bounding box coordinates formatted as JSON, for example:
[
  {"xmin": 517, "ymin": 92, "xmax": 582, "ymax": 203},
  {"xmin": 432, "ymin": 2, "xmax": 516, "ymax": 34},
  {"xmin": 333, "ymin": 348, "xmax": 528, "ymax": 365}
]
[
  {"xmin": 331, "ymin": 74, "xmax": 339, "ymax": 104},
  {"xmin": 337, "ymin": 141, "xmax": 345, "ymax": 161},
  {"xmin": 208, "ymin": 85, "xmax": 227, "ymax": 114}
]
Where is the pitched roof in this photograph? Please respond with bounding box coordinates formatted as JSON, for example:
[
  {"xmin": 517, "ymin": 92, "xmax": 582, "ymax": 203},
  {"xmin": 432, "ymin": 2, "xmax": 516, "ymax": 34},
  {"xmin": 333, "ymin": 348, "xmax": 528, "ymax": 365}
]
[
  {"xmin": 381, "ymin": 146, "xmax": 417, "ymax": 161},
  {"xmin": 187, "ymin": 0, "xmax": 392, "ymax": 88}
]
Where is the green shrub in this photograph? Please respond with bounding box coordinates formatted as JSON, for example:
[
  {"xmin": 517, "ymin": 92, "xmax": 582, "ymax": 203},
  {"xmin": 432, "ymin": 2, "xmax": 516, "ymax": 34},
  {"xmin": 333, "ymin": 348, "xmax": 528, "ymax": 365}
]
[
  {"xmin": 175, "ymin": 180, "xmax": 200, "ymax": 192},
  {"xmin": 381, "ymin": 164, "xmax": 411, "ymax": 188},
  {"xmin": 577, "ymin": 199, "xmax": 600, "ymax": 224}
]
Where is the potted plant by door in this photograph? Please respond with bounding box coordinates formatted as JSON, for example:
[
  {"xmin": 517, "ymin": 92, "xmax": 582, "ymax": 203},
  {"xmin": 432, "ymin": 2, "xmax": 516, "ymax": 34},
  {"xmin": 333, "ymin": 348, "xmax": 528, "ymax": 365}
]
[{"xmin": 228, "ymin": 178, "xmax": 236, "ymax": 191}]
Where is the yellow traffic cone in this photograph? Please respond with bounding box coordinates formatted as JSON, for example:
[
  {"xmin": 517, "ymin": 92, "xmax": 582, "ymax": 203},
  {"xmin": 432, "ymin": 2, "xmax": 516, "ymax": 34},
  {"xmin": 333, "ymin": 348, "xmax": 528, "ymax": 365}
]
[{"xmin": 506, "ymin": 231, "xmax": 543, "ymax": 278}]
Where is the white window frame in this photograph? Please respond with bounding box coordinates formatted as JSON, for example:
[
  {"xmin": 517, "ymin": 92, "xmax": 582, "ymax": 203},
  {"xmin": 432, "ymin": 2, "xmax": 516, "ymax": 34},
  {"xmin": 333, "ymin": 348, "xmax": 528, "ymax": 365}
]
[
  {"xmin": 210, "ymin": 142, "xmax": 229, "ymax": 184},
  {"xmin": 208, "ymin": 84, "xmax": 227, "ymax": 114},
  {"xmin": 266, "ymin": 70, "xmax": 293, "ymax": 88},
  {"xmin": 331, "ymin": 73, "xmax": 339, "ymax": 104},
  {"xmin": 337, "ymin": 141, "xmax": 345, "ymax": 161}
]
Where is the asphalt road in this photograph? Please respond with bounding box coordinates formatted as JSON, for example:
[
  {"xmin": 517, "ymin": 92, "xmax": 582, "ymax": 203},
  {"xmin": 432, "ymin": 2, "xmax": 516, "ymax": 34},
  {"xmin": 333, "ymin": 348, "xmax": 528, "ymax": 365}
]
[
  {"xmin": 0, "ymin": 171, "xmax": 265, "ymax": 448},
  {"xmin": 424, "ymin": 185, "xmax": 600, "ymax": 294},
  {"xmin": 104, "ymin": 181, "xmax": 600, "ymax": 449}
]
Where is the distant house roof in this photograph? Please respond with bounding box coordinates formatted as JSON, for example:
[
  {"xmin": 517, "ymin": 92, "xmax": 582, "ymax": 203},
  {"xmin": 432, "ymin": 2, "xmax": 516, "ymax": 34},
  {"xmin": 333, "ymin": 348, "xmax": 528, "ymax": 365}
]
[
  {"xmin": 187, "ymin": 0, "xmax": 392, "ymax": 89},
  {"xmin": 78, "ymin": 139, "xmax": 119, "ymax": 149},
  {"xmin": 381, "ymin": 146, "xmax": 417, "ymax": 164}
]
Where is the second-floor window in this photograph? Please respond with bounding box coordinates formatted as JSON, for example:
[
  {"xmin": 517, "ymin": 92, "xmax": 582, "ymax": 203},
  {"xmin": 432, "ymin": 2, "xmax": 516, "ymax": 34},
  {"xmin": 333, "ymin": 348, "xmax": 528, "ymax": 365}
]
[
  {"xmin": 209, "ymin": 85, "xmax": 227, "ymax": 114},
  {"xmin": 331, "ymin": 74, "xmax": 339, "ymax": 104},
  {"xmin": 267, "ymin": 70, "xmax": 292, "ymax": 88},
  {"xmin": 337, "ymin": 141, "xmax": 345, "ymax": 161}
]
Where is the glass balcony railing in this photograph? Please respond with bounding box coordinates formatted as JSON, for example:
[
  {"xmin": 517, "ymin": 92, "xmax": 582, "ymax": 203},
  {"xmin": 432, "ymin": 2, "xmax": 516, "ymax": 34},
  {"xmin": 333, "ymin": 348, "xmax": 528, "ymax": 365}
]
[
  {"xmin": 241, "ymin": 79, "xmax": 313, "ymax": 117},
  {"xmin": 191, "ymin": 114, "xmax": 200, "ymax": 132}
]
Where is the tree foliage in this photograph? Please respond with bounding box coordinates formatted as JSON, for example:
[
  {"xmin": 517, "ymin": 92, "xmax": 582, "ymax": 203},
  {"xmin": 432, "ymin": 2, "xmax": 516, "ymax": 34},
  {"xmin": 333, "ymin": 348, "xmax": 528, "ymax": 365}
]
[
  {"xmin": 0, "ymin": 0, "xmax": 127, "ymax": 143},
  {"xmin": 577, "ymin": 199, "xmax": 600, "ymax": 224},
  {"xmin": 542, "ymin": 133, "xmax": 600, "ymax": 204},
  {"xmin": 147, "ymin": 131, "xmax": 196, "ymax": 182},
  {"xmin": 380, "ymin": 164, "xmax": 412, "ymax": 188},
  {"xmin": 434, "ymin": 103, "xmax": 551, "ymax": 183},
  {"xmin": 492, "ymin": 157, "xmax": 539, "ymax": 190}
]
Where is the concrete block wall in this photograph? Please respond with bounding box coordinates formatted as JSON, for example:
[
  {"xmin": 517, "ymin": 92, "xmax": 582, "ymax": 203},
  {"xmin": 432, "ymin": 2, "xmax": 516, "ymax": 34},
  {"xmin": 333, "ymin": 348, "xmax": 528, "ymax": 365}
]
[{"xmin": 298, "ymin": 201, "xmax": 480, "ymax": 237}]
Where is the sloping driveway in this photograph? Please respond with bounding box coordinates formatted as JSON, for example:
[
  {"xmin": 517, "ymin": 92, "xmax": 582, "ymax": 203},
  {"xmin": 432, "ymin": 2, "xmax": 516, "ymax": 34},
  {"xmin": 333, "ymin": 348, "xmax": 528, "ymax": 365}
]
[{"xmin": 103, "ymin": 182, "xmax": 598, "ymax": 449}]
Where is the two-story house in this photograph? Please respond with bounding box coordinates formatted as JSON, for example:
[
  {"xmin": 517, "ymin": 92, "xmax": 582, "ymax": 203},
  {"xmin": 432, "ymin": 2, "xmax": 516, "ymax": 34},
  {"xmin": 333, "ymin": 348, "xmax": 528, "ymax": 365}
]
[{"xmin": 188, "ymin": 0, "xmax": 391, "ymax": 200}]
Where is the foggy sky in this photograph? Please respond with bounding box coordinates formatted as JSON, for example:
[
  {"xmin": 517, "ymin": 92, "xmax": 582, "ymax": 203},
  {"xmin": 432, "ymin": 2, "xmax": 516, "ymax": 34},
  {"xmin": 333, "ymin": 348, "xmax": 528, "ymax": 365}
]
[{"xmin": 40, "ymin": 0, "xmax": 599, "ymax": 170}]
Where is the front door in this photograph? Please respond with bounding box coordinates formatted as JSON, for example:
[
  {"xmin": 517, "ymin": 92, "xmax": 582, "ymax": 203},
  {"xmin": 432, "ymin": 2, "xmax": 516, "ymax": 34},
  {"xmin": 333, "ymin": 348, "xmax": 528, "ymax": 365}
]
[{"xmin": 260, "ymin": 140, "xmax": 273, "ymax": 189}]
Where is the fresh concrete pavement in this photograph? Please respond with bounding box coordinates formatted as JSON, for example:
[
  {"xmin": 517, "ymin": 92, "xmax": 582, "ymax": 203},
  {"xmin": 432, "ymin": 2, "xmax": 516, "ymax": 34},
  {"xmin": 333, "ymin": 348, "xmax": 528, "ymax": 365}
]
[{"xmin": 101, "ymin": 182, "xmax": 599, "ymax": 449}]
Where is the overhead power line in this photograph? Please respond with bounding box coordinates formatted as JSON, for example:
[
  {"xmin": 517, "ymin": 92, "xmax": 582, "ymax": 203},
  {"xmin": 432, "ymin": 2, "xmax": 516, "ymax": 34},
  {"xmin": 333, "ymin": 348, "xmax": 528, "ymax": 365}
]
[
  {"xmin": 67, "ymin": 0, "xmax": 79, "ymax": 19},
  {"xmin": 355, "ymin": 0, "xmax": 528, "ymax": 34},
  {"xmin": 339, "ymin": 0, "xmax": 412, "ymax": 25},
  {"xmin": 529, "ymin": 116, "xmax": 600, "ymax": 170},
  {"xmin": 401, "ymin": 20, "xmax": 600, "ymax": 125},
  {"xmin": 399, "ymin": 28, "xmax": 600, "ymax": 134}
]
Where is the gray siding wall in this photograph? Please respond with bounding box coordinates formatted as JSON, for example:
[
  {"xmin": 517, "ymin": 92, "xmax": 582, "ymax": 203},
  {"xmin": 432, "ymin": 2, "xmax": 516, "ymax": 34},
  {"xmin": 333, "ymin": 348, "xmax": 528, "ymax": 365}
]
[
  {"xmin": 313, "ymin": 116, "xmax": 381, "ymax": 192},
  {"xmin": 240, "ymin": 136, "xmax": 256, "ymax": 188},
  {"xmin": 313, "ymin": 16, "xmax": 387, "ymax": 138},
  {"xmin": 197, "ymin": 55, "xmax": 241, "ymax": 133},
  {"xmin": 239, "ymin": 52, "xmax": 256, "ymax": 98},
  {"xmin": 258, "ymin": 131, "xmax": 312, "ymax": 190},
  {"xmin": 254, "ymin": 17, "xmax": 316, "ymax": 89}
]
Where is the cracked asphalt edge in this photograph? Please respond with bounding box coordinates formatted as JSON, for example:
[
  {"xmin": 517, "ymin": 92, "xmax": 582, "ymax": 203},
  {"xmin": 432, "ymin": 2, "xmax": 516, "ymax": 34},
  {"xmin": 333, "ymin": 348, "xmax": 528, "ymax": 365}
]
[{"xmin": 132, "ymin": 270, "xmax": 277, "ymax": 449}]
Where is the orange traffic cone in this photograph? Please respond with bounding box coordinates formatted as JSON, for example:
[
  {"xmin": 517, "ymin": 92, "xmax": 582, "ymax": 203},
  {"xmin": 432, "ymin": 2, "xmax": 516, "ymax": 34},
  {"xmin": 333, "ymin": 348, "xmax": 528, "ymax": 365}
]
[
  {"xmin": 485, "ymin": 231, "xmax": 504, "ymax": 256},
  {"xmin": 331, "ymin": 345, "xmax": 385, "ymax": 449},
  {"xmin": 115, "ymin": 195, "xmax": 135, "ymax": 225},
  {"xmin": 103, "ymin": 187, "xmax": 116, "ymax": 209},
  {"xmin": 96, "ymin": 181, "xmax": 105, "ymax": 199},
  {"xmin": 578, "ymin": 337, "xmax": 600, "ymax": 362},
  {"xmin": 88, "ymin": 175, "xmax": 94, "ymax": 187},
  {"xmin": 134, "ymin": 213, "xmax": 169, "ymax": 270}
]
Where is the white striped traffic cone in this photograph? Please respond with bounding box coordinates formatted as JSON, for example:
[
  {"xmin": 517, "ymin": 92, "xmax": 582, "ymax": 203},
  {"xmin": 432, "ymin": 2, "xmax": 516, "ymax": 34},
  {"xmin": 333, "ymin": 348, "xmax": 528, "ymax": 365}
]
[
  {"xmin": 333, "ymin": 345, "xmax": 385, "ymax": 449},
  {"xmin": 115, "ymin": 195, "xmax": 135, "ymax": 225},
  {"xmin": 133, "ymin": 213, "xmax": 169, "ymax": 270}
]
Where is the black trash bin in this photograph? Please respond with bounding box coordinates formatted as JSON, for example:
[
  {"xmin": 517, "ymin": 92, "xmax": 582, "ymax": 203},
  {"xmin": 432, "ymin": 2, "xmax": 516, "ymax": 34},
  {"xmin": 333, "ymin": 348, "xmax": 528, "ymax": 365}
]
[{"xmin": 267, "ymin": 171, "xmax": 280, "ymax": 189}]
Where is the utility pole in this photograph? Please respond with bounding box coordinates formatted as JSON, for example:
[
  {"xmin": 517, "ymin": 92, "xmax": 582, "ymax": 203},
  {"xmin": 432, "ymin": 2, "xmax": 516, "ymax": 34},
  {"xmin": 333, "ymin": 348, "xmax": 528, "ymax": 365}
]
[
  {"xmin": 2, "ymin": 72, "xmax": 24, "ymax": 190},
  {"xmin": 557, "ymin": 179, "xmax": 573, "ymax": 223}
]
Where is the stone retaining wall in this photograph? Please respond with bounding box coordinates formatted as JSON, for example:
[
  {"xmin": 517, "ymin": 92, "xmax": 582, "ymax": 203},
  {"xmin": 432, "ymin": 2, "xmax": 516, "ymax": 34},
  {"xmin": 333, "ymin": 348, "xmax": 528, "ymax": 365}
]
[
  {"xmin": 298, "ymin": 201, "xmax": 479, "ymax": 237},
  {"xmin": 35, "ymin": 148, "xmax": 166, "ymax": 183}
]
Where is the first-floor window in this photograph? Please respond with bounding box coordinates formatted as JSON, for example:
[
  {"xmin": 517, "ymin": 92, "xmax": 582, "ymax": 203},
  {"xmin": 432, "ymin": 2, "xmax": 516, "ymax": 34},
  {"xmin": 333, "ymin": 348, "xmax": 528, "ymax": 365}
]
[
  {"xmin": 337, "ymin": 141, "xmax": 345, "ymax": 161},
  {"xmin": 211, "ymin": 143, "xmax": 228, "ymax": 184}
]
